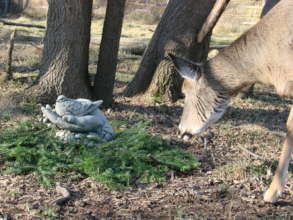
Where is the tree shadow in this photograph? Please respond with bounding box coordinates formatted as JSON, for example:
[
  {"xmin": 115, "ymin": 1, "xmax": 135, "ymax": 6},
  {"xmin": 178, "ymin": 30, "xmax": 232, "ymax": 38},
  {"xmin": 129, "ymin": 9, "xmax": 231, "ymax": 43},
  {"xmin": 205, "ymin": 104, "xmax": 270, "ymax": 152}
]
[
  {"xmin": 12, "ymin": 64, "xmax": 39, "ymax": 73},
  {"xmin": 0, "ymin": 30, "xmax": 14, "ymax": 43},
  {"xmin": 249, "ymin": 92, "xmax": 293, "ymax": 105},
  {"xmin": 16, "ymin": 35, "xmax": 43, "ymax": 44},
  {"xmin": 0, "ymin": 29, "xmax": 43, "ymax": 44},
  {"xmin": 111, "ymin": 98, "xmax": 289, "ymax": 133},
  {"xmin": 223, "ymin": 106, "xmax": 288, "ymax": 132},
  {"xmin": 228, "ymin": 90, "xmax": 292, "ymax": 131},
  {"xmin": 248, "ymin": 160, "xmax": 293, "ymax": 177},
  {"xmin": 273, "ymin": 201, "xmax": 293, "ymax": 207}
]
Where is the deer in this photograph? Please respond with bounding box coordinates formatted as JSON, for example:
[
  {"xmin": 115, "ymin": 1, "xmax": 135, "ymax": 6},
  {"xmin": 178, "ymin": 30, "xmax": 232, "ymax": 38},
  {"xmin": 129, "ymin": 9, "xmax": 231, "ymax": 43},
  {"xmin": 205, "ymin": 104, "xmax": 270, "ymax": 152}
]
[{"xmin": 169, "ymin": 0, "xmax": 293, "ymax": 203}]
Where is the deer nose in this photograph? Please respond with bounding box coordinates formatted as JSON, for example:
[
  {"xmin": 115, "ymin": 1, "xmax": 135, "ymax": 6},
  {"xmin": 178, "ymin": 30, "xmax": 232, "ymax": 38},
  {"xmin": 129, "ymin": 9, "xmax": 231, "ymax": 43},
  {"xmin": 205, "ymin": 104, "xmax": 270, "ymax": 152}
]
[
  {"xmin": 178, "ymin": 124, "xmax": 192, "ymax": 140},
  {"xmin": 179, "ymin": 132, "xmax": 192, "ymax": 141}
]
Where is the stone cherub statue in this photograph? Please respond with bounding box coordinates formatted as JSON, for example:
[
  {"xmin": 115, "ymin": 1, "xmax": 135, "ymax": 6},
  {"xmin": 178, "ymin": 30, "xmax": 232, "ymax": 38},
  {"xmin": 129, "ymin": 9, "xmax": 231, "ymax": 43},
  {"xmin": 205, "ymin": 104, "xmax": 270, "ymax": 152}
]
[{"xmin": 41, "ymin": 95, "xmax": 115, "ymax": 145}]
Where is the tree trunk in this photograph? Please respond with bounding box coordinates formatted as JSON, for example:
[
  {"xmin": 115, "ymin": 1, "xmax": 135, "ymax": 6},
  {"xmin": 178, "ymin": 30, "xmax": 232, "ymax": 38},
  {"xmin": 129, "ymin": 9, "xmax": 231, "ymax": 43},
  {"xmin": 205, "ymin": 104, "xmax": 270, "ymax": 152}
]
[
  {"xmin": 32, "ymin": 0, "xmax": 93, "ymax": 104},
  {"xmin": 93, "ymin": 0, "xmax": 126, "ymax": 107},
  {"xmin": 124, "ymin": 0, "xmax": 218, "ymax": 102}
]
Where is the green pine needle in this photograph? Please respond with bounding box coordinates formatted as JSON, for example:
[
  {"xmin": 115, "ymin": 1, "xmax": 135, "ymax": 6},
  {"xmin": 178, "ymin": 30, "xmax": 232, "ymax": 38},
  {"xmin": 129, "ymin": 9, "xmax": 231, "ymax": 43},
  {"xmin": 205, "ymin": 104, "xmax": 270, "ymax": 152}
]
[{"xmin": 0, "ymin": 120, "xmax": 200, "ymax": 189}]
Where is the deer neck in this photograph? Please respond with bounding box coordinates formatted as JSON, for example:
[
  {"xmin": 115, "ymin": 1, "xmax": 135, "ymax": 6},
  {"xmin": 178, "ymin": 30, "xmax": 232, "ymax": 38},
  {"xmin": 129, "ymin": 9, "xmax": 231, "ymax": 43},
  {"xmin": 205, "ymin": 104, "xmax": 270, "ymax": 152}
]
[{"xmin": 204, "ymin": 51, "xmax": 258, "ymax": 97}]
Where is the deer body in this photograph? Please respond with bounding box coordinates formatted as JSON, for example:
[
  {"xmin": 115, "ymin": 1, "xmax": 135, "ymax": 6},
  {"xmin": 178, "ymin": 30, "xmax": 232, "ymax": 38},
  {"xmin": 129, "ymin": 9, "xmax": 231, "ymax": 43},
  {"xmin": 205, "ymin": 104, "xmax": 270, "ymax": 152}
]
[
  {"xmin": 170, "ymin": 0, "xmax": 293, "ymax": 203},
  {"xmin": 208, "ymin": 2, "xmax": 293, "ymax": 97}
]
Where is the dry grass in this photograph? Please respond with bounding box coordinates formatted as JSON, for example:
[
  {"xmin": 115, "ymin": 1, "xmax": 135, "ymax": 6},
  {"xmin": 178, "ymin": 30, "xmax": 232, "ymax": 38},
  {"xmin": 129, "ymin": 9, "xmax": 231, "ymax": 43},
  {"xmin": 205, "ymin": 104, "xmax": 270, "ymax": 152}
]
[
  {"xmin": 0, "ymin": 82, "xmax": 39, "ymax": 128},
  {"xmin": 212, "ymin": 0, "xmax": 263, "ymax": 44}
]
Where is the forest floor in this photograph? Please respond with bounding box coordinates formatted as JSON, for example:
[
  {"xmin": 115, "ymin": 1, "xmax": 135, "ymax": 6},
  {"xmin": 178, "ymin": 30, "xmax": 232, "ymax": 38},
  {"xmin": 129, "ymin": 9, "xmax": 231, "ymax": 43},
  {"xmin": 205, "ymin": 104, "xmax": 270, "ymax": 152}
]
[{"xmin": 0, "ymin": 7, "xmax": 293, "ymax": 220}]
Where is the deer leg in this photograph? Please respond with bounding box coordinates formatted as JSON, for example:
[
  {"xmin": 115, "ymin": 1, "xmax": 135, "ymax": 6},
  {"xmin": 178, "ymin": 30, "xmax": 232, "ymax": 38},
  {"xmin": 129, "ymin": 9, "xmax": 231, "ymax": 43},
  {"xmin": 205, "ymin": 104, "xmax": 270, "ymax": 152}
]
[{"xmin": 263, "ymin": 106, "xmax": 293, "ymax": 203}]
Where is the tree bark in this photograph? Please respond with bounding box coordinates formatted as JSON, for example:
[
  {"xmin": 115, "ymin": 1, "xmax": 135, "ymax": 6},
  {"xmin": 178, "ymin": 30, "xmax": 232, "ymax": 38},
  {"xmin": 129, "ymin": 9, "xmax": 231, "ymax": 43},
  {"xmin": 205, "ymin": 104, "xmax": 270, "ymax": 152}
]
[
  {"xmin": 124, "ymin": 0, "xmax": 220, "ymax": 102},
  {"xmin": 32, "ymin": 0, "xmax": 93, "ymax": 104},
  {"xmin": 93, "ymin": 0, "xmax": 126, "ymax": 107}
]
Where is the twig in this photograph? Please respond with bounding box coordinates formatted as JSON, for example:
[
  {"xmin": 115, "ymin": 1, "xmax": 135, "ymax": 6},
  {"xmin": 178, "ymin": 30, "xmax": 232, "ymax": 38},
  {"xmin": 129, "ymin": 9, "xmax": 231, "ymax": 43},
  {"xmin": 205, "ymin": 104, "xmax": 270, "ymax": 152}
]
[
  {"xmin": 236, "ymin": 145, "xmax": 264, "ymax": 160},
  {"xmin": 6, "ymin": 30, "xmax": 17, "ymax": 80},
  {"xmin": 51, "ymin": 182, "xmax": 72, "ymax": 205},
  {"xmin": 0, "ymin": 19, "xmax": 46, "ymax": 29}
]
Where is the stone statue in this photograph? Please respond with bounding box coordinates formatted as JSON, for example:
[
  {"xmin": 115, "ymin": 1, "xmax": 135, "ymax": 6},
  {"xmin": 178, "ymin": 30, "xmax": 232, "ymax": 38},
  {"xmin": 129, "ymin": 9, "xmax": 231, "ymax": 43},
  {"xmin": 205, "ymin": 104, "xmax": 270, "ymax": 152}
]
[{"xmin": 41, "ymin": 95, "xmax": 115, "ymax": 145}]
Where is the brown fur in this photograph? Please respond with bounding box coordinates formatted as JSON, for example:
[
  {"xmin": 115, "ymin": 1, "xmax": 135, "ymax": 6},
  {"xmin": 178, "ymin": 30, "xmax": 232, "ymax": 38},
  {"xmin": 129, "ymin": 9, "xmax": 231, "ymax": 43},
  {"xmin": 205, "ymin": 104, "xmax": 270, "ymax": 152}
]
[
  {"xmin": 207, "ymin": 0, "xmax": 293, "ymax": 97},
  {"xmin": 179, "ymin": 0, "xmax": 293, "ymax": 203}
]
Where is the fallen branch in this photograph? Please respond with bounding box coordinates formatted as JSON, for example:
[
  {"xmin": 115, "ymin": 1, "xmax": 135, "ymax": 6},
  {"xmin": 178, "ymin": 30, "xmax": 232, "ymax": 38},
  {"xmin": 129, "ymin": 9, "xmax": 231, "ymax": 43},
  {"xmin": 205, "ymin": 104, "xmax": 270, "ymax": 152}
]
[
  {"xmin": 236, "ymin": 145, "xmax": 264, "ymax": 160},
  {"xmin": 51, "ymin": 182, "xmax": 72, "ymax": 206},
  {"xmin": 0, "ymin": 18, "xmax": 46, "ymax": 29},
  {"xmin": 6, "ymin": 30, "xmax": 17, "ymax": 80}
]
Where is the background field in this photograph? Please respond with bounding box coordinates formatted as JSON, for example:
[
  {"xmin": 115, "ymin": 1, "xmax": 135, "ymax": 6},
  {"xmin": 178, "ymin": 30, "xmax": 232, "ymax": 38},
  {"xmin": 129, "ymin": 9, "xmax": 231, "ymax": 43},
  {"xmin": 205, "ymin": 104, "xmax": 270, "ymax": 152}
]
[{"xmin": 0, "ymin": 0, "xmax": 292, "ymax": 219}]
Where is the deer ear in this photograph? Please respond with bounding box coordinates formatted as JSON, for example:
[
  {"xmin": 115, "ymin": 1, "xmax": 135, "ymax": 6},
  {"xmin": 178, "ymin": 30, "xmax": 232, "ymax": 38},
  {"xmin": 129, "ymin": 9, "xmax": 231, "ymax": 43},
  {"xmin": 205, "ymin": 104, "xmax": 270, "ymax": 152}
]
[{"xmin": 169, "ymin": 53, "xmax": 202, "ymax": 81}]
